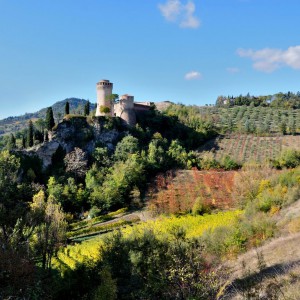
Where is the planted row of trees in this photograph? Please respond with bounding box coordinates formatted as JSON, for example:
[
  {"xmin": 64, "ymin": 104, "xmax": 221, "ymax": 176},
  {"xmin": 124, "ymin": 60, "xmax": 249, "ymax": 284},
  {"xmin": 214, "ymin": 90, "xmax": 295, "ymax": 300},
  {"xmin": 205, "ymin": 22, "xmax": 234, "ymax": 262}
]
[{"xmin": 216, "ymin": 91, "xmax": 300, "ymax": 109}]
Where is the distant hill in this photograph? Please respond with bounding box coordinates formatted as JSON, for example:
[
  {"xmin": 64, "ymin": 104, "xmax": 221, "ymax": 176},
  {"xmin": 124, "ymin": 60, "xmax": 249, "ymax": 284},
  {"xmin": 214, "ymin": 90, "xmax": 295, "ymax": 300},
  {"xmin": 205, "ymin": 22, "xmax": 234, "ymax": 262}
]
[
  {"xmin": 0, "ymin": 99, "xmax": 173, "ymax": 137},
  {"xmin": 0, "ymin": 98, "xmax": 95, "ymax": 136}
]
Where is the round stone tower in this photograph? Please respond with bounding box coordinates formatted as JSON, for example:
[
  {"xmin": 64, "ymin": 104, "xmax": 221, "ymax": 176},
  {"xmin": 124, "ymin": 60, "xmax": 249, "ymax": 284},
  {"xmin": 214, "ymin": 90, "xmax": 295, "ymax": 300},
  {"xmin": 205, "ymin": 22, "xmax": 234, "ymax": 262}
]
[
  {"xmin": 95, "ymin": 79, "xmax": 114, "ymax": 116},
  {"xmin": 114, "ymin": 94, "xmax": 136, "ymax": 126}
]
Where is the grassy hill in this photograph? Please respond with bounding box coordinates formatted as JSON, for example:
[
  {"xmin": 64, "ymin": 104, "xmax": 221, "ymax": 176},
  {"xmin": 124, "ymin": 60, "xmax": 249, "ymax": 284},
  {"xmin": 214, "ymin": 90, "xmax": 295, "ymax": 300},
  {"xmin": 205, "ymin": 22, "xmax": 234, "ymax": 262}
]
[{"xmin": 0, "ymin": 98, "xmax": 95, "ymax": 137}]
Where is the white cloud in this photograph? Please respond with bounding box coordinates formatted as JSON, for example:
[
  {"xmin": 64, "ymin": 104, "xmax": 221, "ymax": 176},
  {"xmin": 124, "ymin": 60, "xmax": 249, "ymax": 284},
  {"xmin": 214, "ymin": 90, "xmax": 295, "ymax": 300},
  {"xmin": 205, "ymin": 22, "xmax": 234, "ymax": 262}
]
[
  {"xmin": 227, "ymin": 67, "xmax": 240, "ymax": 74},
  {"xmin": 237, "ymin": 46, "xmax": 300, "ymax": 72},
  {"xmin": 158, "ymin": 0, "xmax": 200, "ymax": 29},
  {"xmin": 185, "ymin": 71, "xmax": 202, "ymax": 80}
]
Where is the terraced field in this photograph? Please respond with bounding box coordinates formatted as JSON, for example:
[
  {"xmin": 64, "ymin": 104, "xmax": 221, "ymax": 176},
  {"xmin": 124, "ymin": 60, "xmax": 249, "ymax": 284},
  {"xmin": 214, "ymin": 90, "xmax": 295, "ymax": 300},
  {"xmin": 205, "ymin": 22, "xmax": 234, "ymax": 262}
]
[
  {"xmin": 200, "ymin": 134, "xmax": 300, "ymax": 163},
  {"xmin": 67, "ymin": 208, "xmax": 140, "ymax": 242}
]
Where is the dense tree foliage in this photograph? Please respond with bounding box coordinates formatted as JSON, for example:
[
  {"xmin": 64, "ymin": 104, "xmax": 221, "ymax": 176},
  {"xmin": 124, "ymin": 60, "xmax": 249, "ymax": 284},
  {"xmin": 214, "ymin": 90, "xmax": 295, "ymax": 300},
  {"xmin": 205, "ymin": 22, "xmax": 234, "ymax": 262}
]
[
  {"xmin": 27, "ymin": 120, "xmax": 34, "ymax": 147},
  {"xmin": 65, "ymin": 101, "xmax": 70, "ymax": 115},
  {"xmin": 46, "ymin": 107, "xmax": 55, "ymax": 130},
  {"xmin": 84, "ymin": 100, "xmax": 90, "ymax": 116},
  {"xmin": 216, "ymin": 91, "xmax": 300, "ymax": 109}
]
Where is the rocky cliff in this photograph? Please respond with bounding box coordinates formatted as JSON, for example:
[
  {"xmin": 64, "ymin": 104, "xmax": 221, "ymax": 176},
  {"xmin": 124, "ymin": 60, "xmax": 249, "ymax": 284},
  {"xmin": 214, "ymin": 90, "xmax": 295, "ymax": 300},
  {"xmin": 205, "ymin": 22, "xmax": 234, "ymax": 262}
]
[{"xmin": 28, "ymin": 116, "xmax": 126, "ymax": 169}]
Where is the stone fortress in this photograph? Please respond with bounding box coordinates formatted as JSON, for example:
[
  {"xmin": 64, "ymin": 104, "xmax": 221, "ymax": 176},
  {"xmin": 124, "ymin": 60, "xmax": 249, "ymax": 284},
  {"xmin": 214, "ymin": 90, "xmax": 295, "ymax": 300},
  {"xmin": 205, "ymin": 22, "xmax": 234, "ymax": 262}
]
[{"xmin": 95, "ymin": 79, "xmax": 152, "ymax": 126}]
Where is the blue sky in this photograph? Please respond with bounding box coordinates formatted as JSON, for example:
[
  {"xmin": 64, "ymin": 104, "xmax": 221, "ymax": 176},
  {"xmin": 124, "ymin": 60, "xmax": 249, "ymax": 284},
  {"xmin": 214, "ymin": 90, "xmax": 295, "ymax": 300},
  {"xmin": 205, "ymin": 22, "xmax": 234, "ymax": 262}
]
[{"xmin": 1, "ymin": 0, "xmax": 300, "ymax": 119}]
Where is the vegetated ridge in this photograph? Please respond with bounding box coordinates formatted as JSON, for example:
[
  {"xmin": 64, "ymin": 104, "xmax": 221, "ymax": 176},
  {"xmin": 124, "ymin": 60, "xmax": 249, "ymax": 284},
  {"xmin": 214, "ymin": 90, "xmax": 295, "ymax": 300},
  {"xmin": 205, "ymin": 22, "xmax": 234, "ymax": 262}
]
[{"xmin": 0, "ymin": 98, "xmax": 95, "ymax": 136}]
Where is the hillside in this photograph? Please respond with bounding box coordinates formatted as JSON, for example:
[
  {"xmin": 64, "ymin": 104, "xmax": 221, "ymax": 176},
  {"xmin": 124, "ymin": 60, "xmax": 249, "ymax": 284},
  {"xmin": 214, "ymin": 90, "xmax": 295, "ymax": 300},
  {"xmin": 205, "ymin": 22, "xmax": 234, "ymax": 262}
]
[
  {"xmin": 0, "ymin": 98, "xmax": 95, "ymax": 136},
  {"xmin": 3, "ymin": 101, "xmax": 300, "ymax": 299},
  {"xmin": 221, "ymin": 200, "xmax": 300, "ymax": 299},
  {"xmin": 199, "ymin": 134, "xmax": 300, "ymax": 163},
  {"xmin": 165, "ymin": 104, "xmax": 300, "ymax": 135}
]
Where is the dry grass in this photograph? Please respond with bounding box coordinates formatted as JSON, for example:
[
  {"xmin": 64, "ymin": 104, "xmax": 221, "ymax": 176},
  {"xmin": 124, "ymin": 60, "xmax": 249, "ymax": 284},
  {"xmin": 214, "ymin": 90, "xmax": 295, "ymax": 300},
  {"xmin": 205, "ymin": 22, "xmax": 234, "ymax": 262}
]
[{"xmin": 220, "ymin": 199, "xmax": 300, "ymax": 299}]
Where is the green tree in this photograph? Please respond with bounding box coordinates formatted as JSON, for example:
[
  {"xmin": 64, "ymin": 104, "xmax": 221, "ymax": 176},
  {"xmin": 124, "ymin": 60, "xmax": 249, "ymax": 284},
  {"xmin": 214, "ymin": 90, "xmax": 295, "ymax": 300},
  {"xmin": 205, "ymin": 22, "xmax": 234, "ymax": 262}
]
[
  {"xmin": 114, "ymin": 135, "xmax": 139, "ymax": 162},
  {"xmin": 167, "ymin": 139, "xmax": 188, "ymax": 168},
  {"xmin": 147, "ymin": 133, "xmax": 169, "ymax": 171},
  {"xmin": 65, "ymin": 101, "xmax": 70, "ymax": 115},
  {"xmin": 0, "ymin": 151, "xmax": 23, "ymax": 244},
  {"xmin": 7, "ymin": 133, "xmax": 16, "ymax": 150},
  {"xmin": 30, "ymin": 191, "xmax": 67, "ymax": 269},
  {"xmin": 35, "ymin": 118, "xmax": 46, "ymax": 132},
  {"xmin": 27, "ymin": 120, "xmax": 34, "ymax": 147},
  {"xmin": 45, "ymin": 107, "xmax": 55, "ymax": 130},
  {"xmin": 280, "ymin": 121, "xmax": 287, "ymax": 135},
  {"xmin": 84, "ymin": 100, "xmax": 90, "ymax": 116},
  {"xmin": 92, "ymin": 154, "xmax": 145, "ymax": 210},
  {"xmin": 93, "ymin": 146, "xmax": 111, "ymax": 168},
  {"xmin": 21, "ymin": 135, "xmax": 26, "ymax": 149}
]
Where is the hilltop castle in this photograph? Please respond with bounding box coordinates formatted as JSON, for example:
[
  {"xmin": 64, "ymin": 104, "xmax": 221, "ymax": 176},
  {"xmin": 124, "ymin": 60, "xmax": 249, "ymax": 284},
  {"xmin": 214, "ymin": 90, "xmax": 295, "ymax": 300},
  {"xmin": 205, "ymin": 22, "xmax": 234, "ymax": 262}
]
[{"xmin": 95, "ymin": 79, "xmax": 152, "ymax": 126}]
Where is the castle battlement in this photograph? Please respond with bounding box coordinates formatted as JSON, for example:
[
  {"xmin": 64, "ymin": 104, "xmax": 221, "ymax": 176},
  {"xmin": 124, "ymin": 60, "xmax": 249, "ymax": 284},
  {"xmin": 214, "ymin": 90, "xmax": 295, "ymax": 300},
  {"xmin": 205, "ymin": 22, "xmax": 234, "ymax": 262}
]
[{"xmin": 97, "ymin": 79, "xmax": 113, "ymax": 87}]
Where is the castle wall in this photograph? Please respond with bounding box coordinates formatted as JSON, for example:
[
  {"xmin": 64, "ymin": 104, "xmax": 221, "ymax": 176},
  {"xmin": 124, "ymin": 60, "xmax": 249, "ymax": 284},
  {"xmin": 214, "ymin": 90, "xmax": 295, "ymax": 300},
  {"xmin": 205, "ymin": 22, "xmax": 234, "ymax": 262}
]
[{"xmin": 114, "ymin": 94, "xmax": 136, "ymax": 126}]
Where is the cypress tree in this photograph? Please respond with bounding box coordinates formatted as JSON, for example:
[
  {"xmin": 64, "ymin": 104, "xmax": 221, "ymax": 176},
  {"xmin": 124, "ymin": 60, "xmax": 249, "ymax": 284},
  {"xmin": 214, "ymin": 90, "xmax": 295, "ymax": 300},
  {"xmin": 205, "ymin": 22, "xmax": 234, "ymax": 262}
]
[
  {"xmin": 7, "ymin": 133, "xmax": 16, "ymax": 150},
  {"xmin": 22, "ymin": 135, "xmax": 26, "ymax": 149},
  {"xmin": 27, "ymin": 120, "xmax": 34, "ymax": 147},
  {"xmin": 65, "ymin": 101, "xmax": 70, "ymax": 115},
  {"xmin": 46, "ymin": 107, "xmax": 55, "ymax": 130},
  {"xmin": 84, "ymin": 100, "xmax": 90, "ymax": 116}
]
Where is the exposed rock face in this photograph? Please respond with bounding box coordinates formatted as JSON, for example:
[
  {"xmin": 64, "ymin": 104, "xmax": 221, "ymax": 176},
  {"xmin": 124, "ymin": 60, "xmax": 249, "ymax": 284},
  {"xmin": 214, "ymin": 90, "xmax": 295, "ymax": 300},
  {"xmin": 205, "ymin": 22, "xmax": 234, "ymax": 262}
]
[
  {"xmin": 35, "ymin": 140, "xmax": 60, "ymax": 169},
  {"xmin": 31, "ymin": 116, "xmax": 125, "ymax": 169}
]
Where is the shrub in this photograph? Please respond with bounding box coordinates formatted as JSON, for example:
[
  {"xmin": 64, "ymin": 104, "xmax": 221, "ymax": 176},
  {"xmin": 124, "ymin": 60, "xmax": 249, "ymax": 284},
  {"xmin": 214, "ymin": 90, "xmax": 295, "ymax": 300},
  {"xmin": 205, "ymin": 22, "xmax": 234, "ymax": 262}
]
[
  {"xmin": 239, "ymin": 213, "xmax": 276, "ymax": 247},
  {"xmin": 192, "ymin": 196, "xmax": 211, "ymax": 215},
  {"xmin": 221, "ymin": 155, "xmax": 240, "ymax": 170},
  {"xmin": 100, "ymin": 106, "xmax": 111, "ymax": 113},
  {"xmin": 199, "ymin": 151, "xmax": 220, "ymax": 170},
  {"xmin": 89, "ymin": 206, "xmax": 102, "ymax": 218},
  {"xmin": 272, "ymin": 149, "xmax": 300, "ymax": 169},
  {"xmin": 202, "ymin": 226, "xmax": 246, "ymax": 258}
]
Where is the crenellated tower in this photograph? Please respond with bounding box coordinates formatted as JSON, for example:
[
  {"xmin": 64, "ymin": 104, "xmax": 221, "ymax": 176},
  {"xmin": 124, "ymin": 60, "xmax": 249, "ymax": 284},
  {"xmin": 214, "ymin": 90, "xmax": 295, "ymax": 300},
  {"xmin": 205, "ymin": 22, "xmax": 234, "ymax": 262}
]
[{"xmin": 95, "ymin": 79, "xmax": 114, "ymax": 116}]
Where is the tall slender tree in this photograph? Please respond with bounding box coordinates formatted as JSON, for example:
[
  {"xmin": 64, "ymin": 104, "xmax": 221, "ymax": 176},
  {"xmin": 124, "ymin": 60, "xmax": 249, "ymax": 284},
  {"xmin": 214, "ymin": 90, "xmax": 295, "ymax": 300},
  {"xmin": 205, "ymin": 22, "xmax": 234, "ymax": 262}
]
[
  {"xmin": 27, "ymin": 120, "xmax": 34, "ymax": 147},
  {"xmin": 46, "ymin": 107, "xmax": 55, "ymax": 130},
  {"xmin": 65, "ymin": 101, "xmax": 70, "ymax": 115},
  {"xmin": 21, "ymin": 135, "xmax": 26, "ymax": 149},
  {"xmin": 84, "ymin": 100, "xmax": 90, "ymax": 116}
]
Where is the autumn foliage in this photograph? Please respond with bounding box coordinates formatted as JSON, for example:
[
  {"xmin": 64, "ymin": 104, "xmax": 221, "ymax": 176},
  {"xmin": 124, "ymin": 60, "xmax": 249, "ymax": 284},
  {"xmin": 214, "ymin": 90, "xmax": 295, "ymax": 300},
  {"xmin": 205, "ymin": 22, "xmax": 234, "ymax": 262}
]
[{"xmin": 148, "ymin": 168, "xmax": 237, "ymax": 215}]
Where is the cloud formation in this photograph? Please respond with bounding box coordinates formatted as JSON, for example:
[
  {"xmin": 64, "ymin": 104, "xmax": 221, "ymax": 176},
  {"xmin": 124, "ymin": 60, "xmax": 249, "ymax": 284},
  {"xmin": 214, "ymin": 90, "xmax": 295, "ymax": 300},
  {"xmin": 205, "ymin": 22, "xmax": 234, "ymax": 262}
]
[
  {"xmin": 185, "ymin": 71, "xmax": 202, "ymax": 80},
  {"xmin": 237, "ymin": 46, "xmax": 300, "ymax": 72},
  {"xmin": 227, "ymin": 67, "xmax": 240, "ymax": 74},
  {"xmin": 158, "ymin": 0, "xmax": 200, "ymax": 29}
]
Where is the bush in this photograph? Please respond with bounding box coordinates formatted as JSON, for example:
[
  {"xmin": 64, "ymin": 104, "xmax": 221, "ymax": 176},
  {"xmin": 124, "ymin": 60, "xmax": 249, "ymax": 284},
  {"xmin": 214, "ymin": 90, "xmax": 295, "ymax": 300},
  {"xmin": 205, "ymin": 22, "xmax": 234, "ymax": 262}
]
[
  {"xmin": 100, "ymin": 106, "xmax": 111, "ymax": 113},
  {"xmin": 239, "ymin": 213, "xmax": 276, "ymax": 248},
  {"xmin": 199, "ymin": 151, "xmax": 220, "ymax": 170},
  {"xmin": 192, "ymin": 197, "xmax": 211, "ymax": 215},
  {"xmin": 272, "ymin": 149, "xmax": 300, "ymax": 169},
  {"xmin": 89, "ymin": 206, "xmax": 102, "ymax": 218},
  {"xmin": 221, "ymin": 155, "xmax": 240, "ymax": 170},
  {"xmin": 202, "ymin": 226, "xmax": 246, "ymax": 258}
]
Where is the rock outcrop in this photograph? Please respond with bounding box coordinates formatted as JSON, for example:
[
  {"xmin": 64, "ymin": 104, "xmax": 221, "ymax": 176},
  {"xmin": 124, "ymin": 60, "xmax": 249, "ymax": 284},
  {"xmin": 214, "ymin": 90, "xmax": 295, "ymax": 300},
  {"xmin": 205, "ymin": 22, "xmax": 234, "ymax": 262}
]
[{"xmin": 29, "ymin": 116, "xmax": 125, "ymax": 169}]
